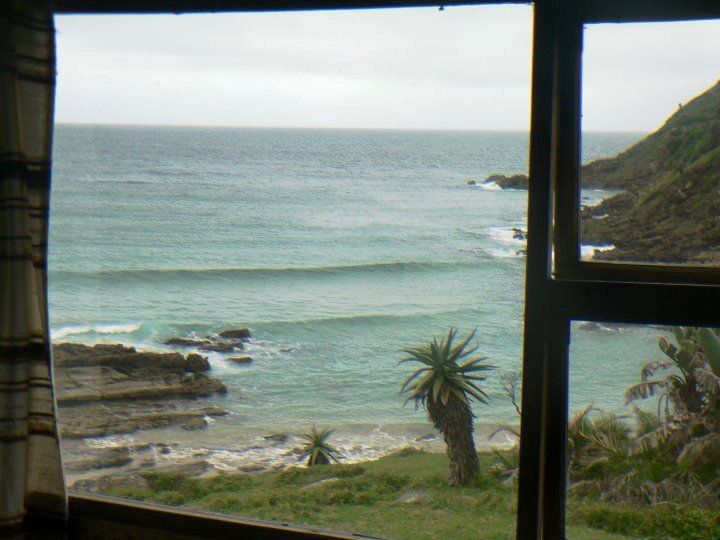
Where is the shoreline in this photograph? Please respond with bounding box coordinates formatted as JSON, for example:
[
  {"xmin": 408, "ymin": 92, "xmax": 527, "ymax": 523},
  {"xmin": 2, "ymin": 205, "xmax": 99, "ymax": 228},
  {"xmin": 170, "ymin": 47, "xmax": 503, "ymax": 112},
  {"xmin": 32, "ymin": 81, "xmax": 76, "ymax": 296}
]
[{"xmin": 55, "ymin": 340, "xmax": 519, "ymax": 489}]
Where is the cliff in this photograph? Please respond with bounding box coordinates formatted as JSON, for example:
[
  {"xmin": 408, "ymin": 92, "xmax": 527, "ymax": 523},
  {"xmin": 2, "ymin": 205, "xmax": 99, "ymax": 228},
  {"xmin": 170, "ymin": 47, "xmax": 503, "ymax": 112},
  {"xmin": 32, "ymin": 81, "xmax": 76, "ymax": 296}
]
[{"xmin": 583, "ymin": 80, "xmax": 720, "ymax": 263}]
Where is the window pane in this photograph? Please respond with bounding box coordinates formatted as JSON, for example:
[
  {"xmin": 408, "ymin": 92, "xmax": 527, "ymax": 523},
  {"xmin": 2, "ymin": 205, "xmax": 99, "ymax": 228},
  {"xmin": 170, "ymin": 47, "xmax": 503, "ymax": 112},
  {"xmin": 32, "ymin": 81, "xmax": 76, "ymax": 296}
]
[
  {"xmin": 50, "ymin": 6, "xmax": 538, "ymax": 538},
  {"xmin": 580, "ymin": 20, "xmax": 720, "ymax": 265},
  {"xmin": 568, "ymin": 323, "xmax": 720, "ymax": 538}
]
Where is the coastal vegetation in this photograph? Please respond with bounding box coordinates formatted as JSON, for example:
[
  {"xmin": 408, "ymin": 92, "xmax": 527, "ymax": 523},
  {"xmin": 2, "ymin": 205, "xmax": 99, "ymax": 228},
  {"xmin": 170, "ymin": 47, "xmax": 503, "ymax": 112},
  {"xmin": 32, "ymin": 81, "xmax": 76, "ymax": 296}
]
[
  {"xmin": 99, "ymin": 450, "xmax": 640, "ymax": 540},
  {"xmin": 400, "ymin": 328, "xmax": 494, "ymax": 486},
  {"xmin": 581, "ymin": 80, "xmax": 720, "ymax": 263},
  {"xmin": 298, "ymin": 426, "xmax": 342, "ymax": 466}
]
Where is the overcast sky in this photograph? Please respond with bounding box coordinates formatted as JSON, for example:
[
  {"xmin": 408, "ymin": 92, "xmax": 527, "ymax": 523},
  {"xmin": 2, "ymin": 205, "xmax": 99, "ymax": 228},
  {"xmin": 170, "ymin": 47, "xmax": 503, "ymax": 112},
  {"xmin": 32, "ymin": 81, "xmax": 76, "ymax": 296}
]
[{"xmin": 55, "ymin": 6, "xmax": 720, "ymax": 131}]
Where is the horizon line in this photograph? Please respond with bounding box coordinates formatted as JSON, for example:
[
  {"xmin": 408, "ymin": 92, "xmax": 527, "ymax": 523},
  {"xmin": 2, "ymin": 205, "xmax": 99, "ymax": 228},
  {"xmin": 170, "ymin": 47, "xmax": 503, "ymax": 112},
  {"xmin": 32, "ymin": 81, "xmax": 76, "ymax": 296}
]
[{"xmin": 54, "ymin": 121, "xmax": 648, "ymax": 134}]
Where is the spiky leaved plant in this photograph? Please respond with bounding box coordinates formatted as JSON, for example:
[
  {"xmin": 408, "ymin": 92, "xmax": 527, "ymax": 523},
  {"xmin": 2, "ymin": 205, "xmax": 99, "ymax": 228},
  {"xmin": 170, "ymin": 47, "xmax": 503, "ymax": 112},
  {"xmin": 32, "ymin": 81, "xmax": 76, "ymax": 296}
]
[
  {"xmin": 400, "ymin": 328, "xmax": 494, "ymax": 486},
  {"xmin": 298, "ymin": 425, "xmax": 342, "ymax": 466}
]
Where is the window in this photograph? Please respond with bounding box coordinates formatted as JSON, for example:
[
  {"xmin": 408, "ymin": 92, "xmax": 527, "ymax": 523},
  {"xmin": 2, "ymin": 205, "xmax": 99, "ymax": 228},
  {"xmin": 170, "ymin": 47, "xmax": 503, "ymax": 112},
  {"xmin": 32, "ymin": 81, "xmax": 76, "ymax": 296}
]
[
  {"xmin": 51, "ymin": 6, "xmax": 539, "ymax": 539},
  {"xmin": 44, "ymin": 1, "xmax": 720, "ymax": 539},
  {"xmin": 518, "ymin": 2, "xmax": 720, "ymax": 538}
]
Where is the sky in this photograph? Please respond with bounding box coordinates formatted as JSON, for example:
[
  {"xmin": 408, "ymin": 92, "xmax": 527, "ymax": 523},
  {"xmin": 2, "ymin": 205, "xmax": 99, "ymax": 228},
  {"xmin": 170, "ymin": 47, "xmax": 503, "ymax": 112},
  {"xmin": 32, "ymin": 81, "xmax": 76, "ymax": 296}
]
[{"xmin": 55, "ymin": 5, "xmax": 720, "ymax": 131}]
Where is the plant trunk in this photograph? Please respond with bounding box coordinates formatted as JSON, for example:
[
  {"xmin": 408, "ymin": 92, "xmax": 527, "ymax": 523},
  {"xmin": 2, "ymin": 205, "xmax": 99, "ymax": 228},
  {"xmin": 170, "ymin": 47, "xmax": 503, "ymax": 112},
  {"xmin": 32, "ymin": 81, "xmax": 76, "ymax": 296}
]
[{"xmin": 428, "ymin": 395, "xmax": 480, "ymax": 486}]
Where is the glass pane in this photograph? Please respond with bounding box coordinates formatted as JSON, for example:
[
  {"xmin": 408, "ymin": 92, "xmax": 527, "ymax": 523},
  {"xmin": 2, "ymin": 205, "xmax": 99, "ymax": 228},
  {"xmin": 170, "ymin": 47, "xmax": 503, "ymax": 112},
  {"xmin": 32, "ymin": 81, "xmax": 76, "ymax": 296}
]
[
  {"xmin": 580, "ymin": 19, "xmax": 720, "ymax": 265},
  {"xmin": 568, "ymin": 323, "xmax": 720, "ymax": 538},
  {"xmin": 50, "ymin": 6, "xmax": 540, "ymax": 538}
]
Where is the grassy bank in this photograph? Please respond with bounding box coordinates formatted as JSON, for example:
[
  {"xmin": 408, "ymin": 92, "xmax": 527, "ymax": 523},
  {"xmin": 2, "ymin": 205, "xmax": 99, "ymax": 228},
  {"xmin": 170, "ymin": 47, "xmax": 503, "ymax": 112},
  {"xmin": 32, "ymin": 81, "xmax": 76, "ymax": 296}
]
[{"xmin": 94, "ymin": 449, "xmax": 695, "ymax": 539}]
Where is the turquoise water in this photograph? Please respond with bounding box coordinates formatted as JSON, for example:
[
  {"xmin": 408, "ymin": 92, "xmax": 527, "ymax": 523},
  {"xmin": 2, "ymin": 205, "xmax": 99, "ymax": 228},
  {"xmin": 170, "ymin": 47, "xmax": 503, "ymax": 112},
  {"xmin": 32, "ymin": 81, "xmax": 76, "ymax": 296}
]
[{"xmin": 49, "ymin": 125, "xmax": 662, "ymax": 443}]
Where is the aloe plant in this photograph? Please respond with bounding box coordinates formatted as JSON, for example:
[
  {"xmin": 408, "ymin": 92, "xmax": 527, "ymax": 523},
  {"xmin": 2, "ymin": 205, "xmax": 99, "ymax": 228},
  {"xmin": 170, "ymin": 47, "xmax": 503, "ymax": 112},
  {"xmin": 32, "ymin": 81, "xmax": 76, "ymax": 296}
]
[
  {"xmin": 298, "ymin": 425, "xmax": 342, "ymax": 466},
  {"xmin": 400, "ymin": 328, "xmax": 494, "ymax": 486}
]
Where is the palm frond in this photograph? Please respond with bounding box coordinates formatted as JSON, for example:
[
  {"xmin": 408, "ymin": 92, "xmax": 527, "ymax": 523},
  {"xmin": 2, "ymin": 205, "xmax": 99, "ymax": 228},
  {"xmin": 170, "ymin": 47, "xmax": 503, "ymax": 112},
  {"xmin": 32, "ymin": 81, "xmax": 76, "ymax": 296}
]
[{"xmin": 399, "ymin": 328, "xmax": 494, "ymax": 409}]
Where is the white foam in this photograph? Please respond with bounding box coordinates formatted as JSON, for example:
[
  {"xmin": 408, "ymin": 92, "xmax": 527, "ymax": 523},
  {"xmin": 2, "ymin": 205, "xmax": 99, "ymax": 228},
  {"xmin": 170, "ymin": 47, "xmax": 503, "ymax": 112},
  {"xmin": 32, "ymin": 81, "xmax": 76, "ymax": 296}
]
[
  {"xmin": 52, "ymin": 323, "xmax": 141, "ymax": 340},
  {"xmin": 477, "ymin": 181, "xmax": 501, "ymax": 191},
  {"xmin": 84, "ymin": 435, "xmax": 136, "ymax": 449},
  {"xmin": 581, "ymin": 244, "xmax": 615, "ymax": 260}
]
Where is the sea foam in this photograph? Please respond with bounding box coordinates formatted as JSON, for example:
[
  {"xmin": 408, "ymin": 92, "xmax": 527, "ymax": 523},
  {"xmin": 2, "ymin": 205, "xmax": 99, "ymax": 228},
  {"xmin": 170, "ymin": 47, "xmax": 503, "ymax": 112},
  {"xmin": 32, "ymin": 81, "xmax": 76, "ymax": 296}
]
[{"xmin": 52, "ymin": 323, "xmax": 142, "ymax": 340}]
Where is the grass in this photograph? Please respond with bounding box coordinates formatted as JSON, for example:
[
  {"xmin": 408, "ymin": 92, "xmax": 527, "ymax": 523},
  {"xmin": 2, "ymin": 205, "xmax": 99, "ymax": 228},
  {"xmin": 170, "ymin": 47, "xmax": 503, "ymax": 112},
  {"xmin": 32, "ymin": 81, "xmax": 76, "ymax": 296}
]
[{"xmin": 101, "ymin": 450, "xmax": 640, "ymax": 539}]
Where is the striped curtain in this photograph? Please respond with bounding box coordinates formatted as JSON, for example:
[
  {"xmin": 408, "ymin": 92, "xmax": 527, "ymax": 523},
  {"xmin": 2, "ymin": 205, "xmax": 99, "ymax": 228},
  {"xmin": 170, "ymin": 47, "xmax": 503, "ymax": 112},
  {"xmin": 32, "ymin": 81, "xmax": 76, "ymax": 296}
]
[{"xmin": 0, "ymin": 0, "xmax": 67, "ymax": 531}]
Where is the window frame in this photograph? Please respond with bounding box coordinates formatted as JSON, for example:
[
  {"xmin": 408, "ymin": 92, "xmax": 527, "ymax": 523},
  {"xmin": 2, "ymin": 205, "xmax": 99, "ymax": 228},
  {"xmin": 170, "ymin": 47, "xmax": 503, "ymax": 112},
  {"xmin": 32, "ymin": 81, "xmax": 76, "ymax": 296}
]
[
  {"xmin": 517, "ymin": 1, "xmax": 720, "ymax": 539},
  {"xmin": 49, "ymin": 1, "xmax": 720, "ymax": 539}
]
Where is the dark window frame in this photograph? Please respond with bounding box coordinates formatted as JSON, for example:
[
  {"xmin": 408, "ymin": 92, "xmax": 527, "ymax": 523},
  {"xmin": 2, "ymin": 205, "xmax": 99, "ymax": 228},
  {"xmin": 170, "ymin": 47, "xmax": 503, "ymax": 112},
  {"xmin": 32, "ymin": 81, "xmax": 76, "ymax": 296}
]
[
  {"xmin": 50, "ymin": 1, "xmax": 720, "ymax": 538},
  {"xmin": 517, "ymin": 1, "xmax": 720, "ymax": 539}
]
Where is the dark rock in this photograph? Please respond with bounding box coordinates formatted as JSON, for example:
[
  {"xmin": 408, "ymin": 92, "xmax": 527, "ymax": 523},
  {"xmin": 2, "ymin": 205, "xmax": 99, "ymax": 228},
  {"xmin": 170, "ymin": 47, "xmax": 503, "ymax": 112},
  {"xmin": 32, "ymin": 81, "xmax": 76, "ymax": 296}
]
[
  {"xmin": 228, "ymin": 356, "xmax": 253, "ymax": 365},
  {"xmin": 200, "ymin": 341, "xmax": 242, "ymax": 353},
  {"xmin": 482, "ymin": 173, "xmax": 529, "ymax": 190},
  {"xmin": 218, "ymin": 328, "xmax": 252, "ymax": 341},
  {"xmin": 63, "ymin": 447, "xmax": 133, "ymax": 472},
  {"xmin": 263, "ymin": 433, "xmax": 288, "ymax": 444},
  {"xmin": 164, "ymin": 338, "xmax": 208, "ymax": 348},
  {"xmin": 466, "ymin": 179, "xmax": 477, "ymax": 186},
  {"xmin": 181, "ymin": 417, "xmax": 208, "ymax": 431},
  {"xmin": 511, "ymin": 227, "xmax": 527, "ymax": 241},
  {"xmin": 54, "ymin": 343, "xmax": 229, "ymax": 439},
  {"xmin": 184, "ymin": 353, "xmax": 210, "ymax": 372}
]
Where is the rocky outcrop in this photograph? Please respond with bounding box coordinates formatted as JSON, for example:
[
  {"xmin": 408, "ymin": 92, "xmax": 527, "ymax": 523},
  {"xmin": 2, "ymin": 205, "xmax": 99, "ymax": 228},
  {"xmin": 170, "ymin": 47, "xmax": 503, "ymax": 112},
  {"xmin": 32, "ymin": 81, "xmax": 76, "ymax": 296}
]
[
  {"xmin": 219, "ymin": 328, "xmax": 252, "ymax": 340},
  {"xmin": 54, "ymin": 343, "xmax": 229, "ymax": 439},
  {"xmin": 482, "ymin": 174, "xmax": 529, "ymax": 190},
  {"xmin": 163, "ymin": 330, "xmax": 251, "ymax": 353},
  {"xmin": 582, "ymin": 80, "xmax": 720, "ymax": 263},
  {"xmin": 228, "ymin": 356, "xmax": 253, "ymax": 365}
]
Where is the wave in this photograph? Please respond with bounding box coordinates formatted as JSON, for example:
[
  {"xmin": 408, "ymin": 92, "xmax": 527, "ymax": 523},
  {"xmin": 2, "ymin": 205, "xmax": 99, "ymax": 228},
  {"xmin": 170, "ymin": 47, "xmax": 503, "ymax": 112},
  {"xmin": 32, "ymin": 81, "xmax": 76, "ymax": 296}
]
[
  {"xmin": 50, "ymin": 260, "xmax": 481, "ymax": 282},
  {"xmin": 51, "ymin": 323, "xmax": 142, "ymax": 340},
  {"xmin": 252, "ymin": 307, "xmax": 484, "ymax": 330}
]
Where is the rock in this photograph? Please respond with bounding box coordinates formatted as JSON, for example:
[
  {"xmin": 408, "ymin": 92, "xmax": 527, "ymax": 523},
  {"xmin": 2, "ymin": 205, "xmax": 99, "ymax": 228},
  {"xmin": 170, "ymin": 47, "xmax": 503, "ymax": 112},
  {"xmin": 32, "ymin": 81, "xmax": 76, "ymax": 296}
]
[
  {"xmin": 263, "ymin": 433, "xmax": 288, "ymax": 444},
  {"xmin": 511, "ymin": 227, "xmax": 527, "ymax": 241},
  {"xmin": 54, "ymin": 343, "xmax": 229, "ymax": 440},
  {"xmin": 185, "ymin": 353, "xmax": 210, "ymax": 372},
  {"xmin": 415, "ymin": 434, "xmax": 437, "ymax": 442},
  {"xmin": 164, "ymin": 338, "xmax": 208, "ymax": 348},
  {"xmin": 218, "ymin": 328, "xmax": 252, "ymax": 341},
  {"xmin": 200, "ymin": 341, "xmax": 243, "ymax": 353},
  {"xmin": 482, "ymin": 173, "xmax": 529, "ymax": 190},
  {"xmin": 228, "ymin": 356, "xmax": 253, "ymax": 365},
  {"xmin": 466, "ymin": 179, "xmax": 477, "ymax": 186},
  {"xmin": 575, "ymin": 322, "xmax": 624, "ymax": 333},
  {"xmin": 63, "ymin": 447, "xmax": 133, "ymax": 472},
  {"xmin": 59, "ymin": 406, "xmax": 229, "ymax": 439},
  {"xmin": 181, "ymin": 417, "xmax": 208, "ymax": 431}
]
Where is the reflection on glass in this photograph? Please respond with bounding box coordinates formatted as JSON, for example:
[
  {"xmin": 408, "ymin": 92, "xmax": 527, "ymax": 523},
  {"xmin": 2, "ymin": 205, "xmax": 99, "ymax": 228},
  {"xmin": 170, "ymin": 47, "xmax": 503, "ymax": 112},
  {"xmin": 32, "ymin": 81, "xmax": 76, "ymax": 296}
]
[
  {"xmin": 580, "ymin": 20, "xmax": 720, "ymax": 265},
  {"xmin": 568, "ymin": 323, "xmax": 720, "ymax": 538}
]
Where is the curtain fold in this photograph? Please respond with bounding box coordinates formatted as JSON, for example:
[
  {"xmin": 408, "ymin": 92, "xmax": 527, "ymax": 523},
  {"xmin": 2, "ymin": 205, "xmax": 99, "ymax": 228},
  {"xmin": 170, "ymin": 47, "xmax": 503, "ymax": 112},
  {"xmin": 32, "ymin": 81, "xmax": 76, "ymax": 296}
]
[{"xmin": 0, "ymin": 0, "xmax": 67, "ymax": 530}]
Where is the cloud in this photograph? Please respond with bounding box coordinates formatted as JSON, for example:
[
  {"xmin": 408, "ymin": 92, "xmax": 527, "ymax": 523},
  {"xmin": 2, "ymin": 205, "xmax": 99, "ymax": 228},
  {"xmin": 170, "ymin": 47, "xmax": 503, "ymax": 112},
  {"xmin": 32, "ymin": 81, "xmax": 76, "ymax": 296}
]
[{"xmin": 55, "ymin": 7, "xmax": 720, "ymax": 131}]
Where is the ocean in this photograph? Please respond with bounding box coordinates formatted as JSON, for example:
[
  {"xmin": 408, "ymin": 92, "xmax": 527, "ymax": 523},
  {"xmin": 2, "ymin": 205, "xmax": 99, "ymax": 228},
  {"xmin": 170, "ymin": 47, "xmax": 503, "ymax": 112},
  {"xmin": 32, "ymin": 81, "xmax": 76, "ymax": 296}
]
[{"xmin": 49, "ymin": 125, "xmax": 664, "ymax": 464}]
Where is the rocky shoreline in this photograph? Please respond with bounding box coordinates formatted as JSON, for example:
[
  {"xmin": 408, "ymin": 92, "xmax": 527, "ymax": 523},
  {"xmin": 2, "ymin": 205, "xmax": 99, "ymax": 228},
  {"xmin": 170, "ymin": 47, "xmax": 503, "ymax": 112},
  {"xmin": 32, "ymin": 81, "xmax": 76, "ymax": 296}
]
[
  {"xmin": 478, "ymin": 80, "xmax": 720, "ymax": 263},
  {"xmin": 55, "ymin": 342, "xmax": 229, "ymax": 438},
  {"xmin": 54, "ymin": 334, "xmax": 249, "ymax": 488}
]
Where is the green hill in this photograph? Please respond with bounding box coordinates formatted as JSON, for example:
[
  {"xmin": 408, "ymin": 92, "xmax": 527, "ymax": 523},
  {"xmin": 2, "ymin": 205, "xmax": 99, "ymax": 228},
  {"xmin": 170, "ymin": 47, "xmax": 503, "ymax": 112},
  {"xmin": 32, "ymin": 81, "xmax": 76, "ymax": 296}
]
[{"xmin": 582, "ymin": 79, "xmax": 720, "ymax": 263}]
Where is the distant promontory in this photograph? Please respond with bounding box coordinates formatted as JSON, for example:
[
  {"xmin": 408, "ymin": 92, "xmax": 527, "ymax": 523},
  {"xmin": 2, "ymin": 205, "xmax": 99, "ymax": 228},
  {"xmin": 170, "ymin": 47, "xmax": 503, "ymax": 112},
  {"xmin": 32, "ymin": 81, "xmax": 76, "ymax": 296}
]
[{"xmin": 480, "ymin": 79, "xmax": 720, "ymax": 263}]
